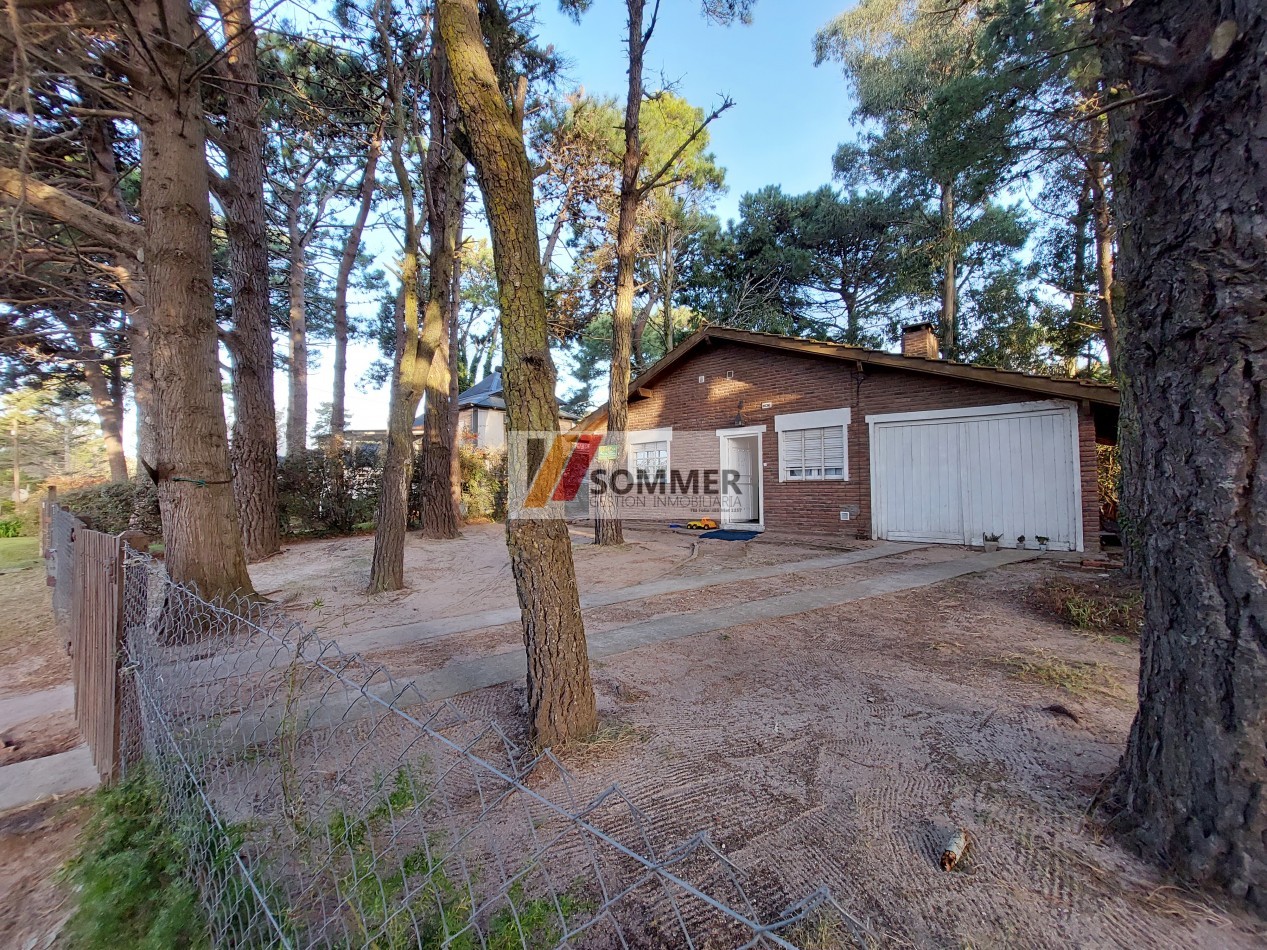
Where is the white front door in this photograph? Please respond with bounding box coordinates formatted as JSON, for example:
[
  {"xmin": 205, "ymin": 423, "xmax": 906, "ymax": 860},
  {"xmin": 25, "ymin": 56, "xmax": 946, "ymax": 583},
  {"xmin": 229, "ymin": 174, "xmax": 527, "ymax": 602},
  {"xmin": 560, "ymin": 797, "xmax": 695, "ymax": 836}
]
[{"xmin": 722, "ymin": 435, "xmax": 761, "ymax": 524}]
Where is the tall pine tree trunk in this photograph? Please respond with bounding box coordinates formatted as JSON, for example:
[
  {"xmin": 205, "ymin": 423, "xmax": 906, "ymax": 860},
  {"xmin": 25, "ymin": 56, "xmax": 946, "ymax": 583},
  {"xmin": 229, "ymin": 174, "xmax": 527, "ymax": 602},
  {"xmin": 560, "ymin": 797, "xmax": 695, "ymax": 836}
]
[
  {"xmin": 595, "ymin": 0, "xmax": 650, "ymax": 547},
  {"xmin": 418, "ymin": 42, "xmax": 464, "ymax": 542},
  {"xmin": 439, "ymin": 0, "xmax": 597, "ymax": 747},
  {"xmin": 1088, "ymin": 150, "xmax": 1117, "ymax": 371},
  {"xmin": 214, "ymin": 0, "xmax": 280, "ymax": 561},
  {"xmin": 368, "ymin": 265, "xmax": 423, "ymax": 593},
  {"xmin": 1100, "ymin": 1, "xmax": 1266, "ymax": 913},
  {"xmin": 938, "ymin": 180, "xmax": 956, "ymax": 358},
  {"xmin": 332, "ymin": 125, "xmax": 383, "ymax": 442},
  {"xmin": 285, "ymin": 195, "xmax": 309, "ymax": 458},
  {"xmin": 82, "ymin": 352, "xmax": 128, "ymax": 481},
  {"xmin": 132, "ymin": 0, "xmax": 253, "ymax": 599},
  {"xmin": 368, "ymin": 0, "xmax": 429, "ymax": 592},
  {"xmin": 447, "ymin": 240, "xmax": 463, "ymax": 515}
]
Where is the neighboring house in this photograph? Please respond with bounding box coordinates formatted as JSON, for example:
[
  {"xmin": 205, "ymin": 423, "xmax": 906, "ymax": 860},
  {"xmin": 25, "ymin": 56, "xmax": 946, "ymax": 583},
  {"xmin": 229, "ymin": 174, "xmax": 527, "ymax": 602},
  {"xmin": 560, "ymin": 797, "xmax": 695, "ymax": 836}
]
[
  {"xmin": 455, "ymin": 369, "xmax": 578, "ymax": 451},
  {"xmin": 317, "ymin": 369, "xmax": 577, "ymax": 453},
  {"xmin": 579, "ymin": 323, "xmax": 1119, "ymax": 552}
]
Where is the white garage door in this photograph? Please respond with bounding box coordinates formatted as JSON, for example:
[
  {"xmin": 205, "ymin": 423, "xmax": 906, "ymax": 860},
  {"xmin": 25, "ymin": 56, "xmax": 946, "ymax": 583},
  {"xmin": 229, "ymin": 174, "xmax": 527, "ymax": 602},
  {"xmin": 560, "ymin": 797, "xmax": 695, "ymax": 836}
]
[{"xmin": 868, "ymin": 400, "xmax": 1083, "ymax": 551}]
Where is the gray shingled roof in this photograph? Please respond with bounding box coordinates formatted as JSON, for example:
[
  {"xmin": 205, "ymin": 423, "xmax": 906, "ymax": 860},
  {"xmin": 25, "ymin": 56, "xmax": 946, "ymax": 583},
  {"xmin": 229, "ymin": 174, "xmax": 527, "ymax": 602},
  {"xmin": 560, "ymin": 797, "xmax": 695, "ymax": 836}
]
[
  {"xmin": 412, "ymin": 369, "xmax": 578, "ymax": 427},
  {"xmin": 457, "ymin": 370, "xmax": 506, "ymax": 410}
]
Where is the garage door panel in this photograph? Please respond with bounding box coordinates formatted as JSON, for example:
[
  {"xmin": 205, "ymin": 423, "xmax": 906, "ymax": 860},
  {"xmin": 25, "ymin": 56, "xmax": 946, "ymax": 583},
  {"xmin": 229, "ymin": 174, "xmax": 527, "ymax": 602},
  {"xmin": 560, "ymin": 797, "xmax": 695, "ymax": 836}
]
[
  {"xmin": 873, "ymin": 419, "xmax": 964, "ymax": 543},
  {"xmin": 871, "ymin": 403, "xmax": 1082, "ymax": 552}
]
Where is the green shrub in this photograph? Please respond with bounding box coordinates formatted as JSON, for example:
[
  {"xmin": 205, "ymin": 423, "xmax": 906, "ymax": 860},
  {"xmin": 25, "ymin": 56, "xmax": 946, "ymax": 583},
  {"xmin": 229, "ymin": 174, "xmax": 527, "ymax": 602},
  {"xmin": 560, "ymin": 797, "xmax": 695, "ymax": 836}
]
[
  {"xmin": 58, "ymin": 478, "xmax": 161, "ymax": 538},
  {"xmin": 460, "ymin": 447, "xmax": 507, "ymax": 523},
  {"xmin": 0, "ymin": 494, "xmax": 41, "ymax": 535},
  {"xmin": 65, "ymin": 768, "xmax": 209, "ymax": 949},
  {"xmin": 278, "ymin": 446, "xmax": 383, "ymax": 537}
]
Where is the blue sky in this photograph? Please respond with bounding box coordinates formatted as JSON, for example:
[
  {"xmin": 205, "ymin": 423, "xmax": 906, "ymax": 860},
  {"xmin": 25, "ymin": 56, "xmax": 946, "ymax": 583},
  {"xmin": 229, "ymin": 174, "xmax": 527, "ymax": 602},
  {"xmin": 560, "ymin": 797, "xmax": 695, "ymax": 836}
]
[
  {"xmin": 281, "ymin": 0, "xmax": 862, "ymax": 435},
  {"xmin": 536, "ymin": 0, "xmax": 858, "ymax": 224}
]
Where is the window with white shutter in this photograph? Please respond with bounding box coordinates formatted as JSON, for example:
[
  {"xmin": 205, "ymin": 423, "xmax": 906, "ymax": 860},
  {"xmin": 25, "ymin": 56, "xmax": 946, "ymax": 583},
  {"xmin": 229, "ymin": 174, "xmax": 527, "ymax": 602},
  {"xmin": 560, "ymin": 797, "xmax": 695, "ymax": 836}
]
[
  {"xmin": 632, "ymin": 440, "xmax": 669, "ymax": 476},
  {"xmin": 775, "ymin": 408, "xmax": 850, "ymax": 482},
  {"xmin": 629, "ymin": 428, "xmax": 672, "ymax": 478}
]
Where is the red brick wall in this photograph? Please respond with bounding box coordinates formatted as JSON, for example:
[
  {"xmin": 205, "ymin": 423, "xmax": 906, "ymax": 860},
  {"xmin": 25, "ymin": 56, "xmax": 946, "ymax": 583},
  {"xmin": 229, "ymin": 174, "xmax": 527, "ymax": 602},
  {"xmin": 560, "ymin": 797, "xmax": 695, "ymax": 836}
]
[
  {"xmin": 1078, "ymin": 403, "xmax": 1101, "ymax": 552},
  {"xmin": 605, "ymin": 340, "xmax": 1100, "ymax": 550}
]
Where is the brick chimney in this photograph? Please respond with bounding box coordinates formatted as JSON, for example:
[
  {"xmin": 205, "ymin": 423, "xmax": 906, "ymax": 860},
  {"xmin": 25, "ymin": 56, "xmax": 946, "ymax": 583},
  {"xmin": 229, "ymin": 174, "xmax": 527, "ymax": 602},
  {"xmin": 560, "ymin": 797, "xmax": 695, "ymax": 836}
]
[{"xmin": 901, "ymin": 322, "xmax": 940, "ymax": 360}]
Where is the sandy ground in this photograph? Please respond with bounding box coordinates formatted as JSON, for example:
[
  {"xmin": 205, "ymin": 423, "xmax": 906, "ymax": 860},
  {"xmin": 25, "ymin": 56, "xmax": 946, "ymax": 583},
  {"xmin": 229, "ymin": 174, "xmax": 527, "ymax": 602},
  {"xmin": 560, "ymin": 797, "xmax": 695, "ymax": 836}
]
[
  {"xmin": 367, "ymin": 545, "xmax": 971, "ymax": 676},
  {"xmin": 0, "ymin": 560, "xmax": 85, "ymax": 949},
  {"xmin": 250, "ymin": 528, "xmax": 1267, "ymax": 945},
  {"xmin": 252, "ymin": 522, "xmax": 846, "ymax": 636},
  {"xmin": 0, "ymin": 562, "xmax": 70, "ymax": 696},
  {"xmin": 384, "ymin": 553, "xmax": 1261, "ymax": 948},
  {"xmin": 0, "ymin": 796, "xmax": 85, "ymax": 947}
]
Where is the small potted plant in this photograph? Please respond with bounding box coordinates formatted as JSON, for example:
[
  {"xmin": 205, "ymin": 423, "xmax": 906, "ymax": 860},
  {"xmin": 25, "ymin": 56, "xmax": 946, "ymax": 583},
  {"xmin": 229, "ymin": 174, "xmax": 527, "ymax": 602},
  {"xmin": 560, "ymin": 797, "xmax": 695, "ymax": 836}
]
[
  {"xmin": 1016, "ymin": 535, "xmax": 1027, "ymax": 549},
  {"xmin": 983, "ymin": 532, "xmax": 1000, "ymax": 553},
  {"xmin": 1036, "ymin": 535, "xmax": 1049, "ymax": 552}
]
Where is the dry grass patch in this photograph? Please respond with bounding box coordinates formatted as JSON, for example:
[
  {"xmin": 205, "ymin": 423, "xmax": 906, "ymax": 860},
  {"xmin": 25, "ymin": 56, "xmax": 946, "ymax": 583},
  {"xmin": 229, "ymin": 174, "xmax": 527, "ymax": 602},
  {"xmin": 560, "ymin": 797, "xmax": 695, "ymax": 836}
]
[
  {"xmin": 1004, "ymin": 650, "xmax": 1124, "ymax": 698},
  {"xmin": 784, "ymin": 910, "xmax": 872, "ymax": 949},
  {"xmin": 562, "ymin": 722, "xmax": 652, "ymax": 765},
  {"xmin": 1027, "ymin": 576, "xmax": 1143, "ymax": 639},
  {"xmin": 0, "ymin": 559, "xmax": 68, "ymax": 693}
]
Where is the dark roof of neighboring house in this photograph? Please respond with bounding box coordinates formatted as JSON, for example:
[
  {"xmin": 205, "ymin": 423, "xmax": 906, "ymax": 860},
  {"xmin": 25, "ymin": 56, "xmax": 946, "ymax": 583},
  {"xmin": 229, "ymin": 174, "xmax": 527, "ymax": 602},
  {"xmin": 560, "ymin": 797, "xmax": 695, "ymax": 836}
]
[
  {"xmin": 412, "ymin": 370, "xmax": 580, "ymax": 426},
  {"xmin": 458, "ymin": 370, "xmax": 507, "ymax": 410},
  {"xmin": 579, "ymin": 325, "xmax": 1120, "ymax": 430}
]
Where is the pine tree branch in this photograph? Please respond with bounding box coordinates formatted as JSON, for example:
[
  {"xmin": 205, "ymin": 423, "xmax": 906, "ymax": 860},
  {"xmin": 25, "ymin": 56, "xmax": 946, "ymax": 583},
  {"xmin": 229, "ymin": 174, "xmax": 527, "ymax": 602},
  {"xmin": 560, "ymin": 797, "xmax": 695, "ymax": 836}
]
[{"xmin": 0, "ymin": 165, "xmax": 143, "ymax": 257}]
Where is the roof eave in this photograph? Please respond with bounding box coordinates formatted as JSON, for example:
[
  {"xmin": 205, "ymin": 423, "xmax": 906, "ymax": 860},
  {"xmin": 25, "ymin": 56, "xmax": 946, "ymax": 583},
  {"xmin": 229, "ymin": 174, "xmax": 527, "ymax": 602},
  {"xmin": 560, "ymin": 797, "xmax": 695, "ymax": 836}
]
[{"xmin": 577, "ymin": 324, "xmax": 1119, "ymax": 428}]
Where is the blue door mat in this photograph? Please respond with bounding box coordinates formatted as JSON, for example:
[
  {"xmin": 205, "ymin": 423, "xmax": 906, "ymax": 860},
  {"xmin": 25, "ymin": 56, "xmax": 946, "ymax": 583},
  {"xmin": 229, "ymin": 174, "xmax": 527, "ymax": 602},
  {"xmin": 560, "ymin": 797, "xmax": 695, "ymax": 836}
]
[{"xmin": 698, "ymin": 529, "xmax": 760, "ymax": 541}]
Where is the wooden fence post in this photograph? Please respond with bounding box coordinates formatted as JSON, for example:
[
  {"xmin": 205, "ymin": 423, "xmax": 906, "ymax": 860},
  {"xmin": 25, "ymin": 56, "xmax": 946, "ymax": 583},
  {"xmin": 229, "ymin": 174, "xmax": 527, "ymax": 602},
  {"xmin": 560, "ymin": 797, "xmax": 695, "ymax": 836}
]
[
  {"xmin": 40, "ymin": 486, "xmax": 56, "ymax": 562},
  {"xmin": 67, "ymin": 523, "xmax": 129, "ymax": 784}
]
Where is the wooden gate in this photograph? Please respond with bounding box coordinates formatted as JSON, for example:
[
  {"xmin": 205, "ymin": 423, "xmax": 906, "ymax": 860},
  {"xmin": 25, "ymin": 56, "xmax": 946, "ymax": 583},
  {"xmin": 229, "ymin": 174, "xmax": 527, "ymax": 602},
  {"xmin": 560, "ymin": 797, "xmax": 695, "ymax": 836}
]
[{"xmin": 65, "ymin": 520, "xmax": 126, "ymax": 782}]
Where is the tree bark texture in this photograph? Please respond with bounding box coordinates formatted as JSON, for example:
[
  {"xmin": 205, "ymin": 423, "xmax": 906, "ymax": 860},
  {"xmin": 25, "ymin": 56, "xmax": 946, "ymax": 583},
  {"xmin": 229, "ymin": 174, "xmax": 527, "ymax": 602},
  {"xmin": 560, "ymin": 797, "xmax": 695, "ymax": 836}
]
[
  {"xmin": 332, "ymin": 124, "xmax": 383, "ymax": 441},
  {"xmin": 368, "ymin": 272, "xmax": 423, "ymax": 593},
  {"xmin": 1100, "ymin": 0, "xmax": 1266, "ymax": 914},
  {"xmin": 368, "ymin": 3, "xmax": 429, "ymax": 593},
  {"xmin": 439, "ymin": 0, "xmax": 597, "ymax": 747},
  {"xmin": 285, "ymin": 189, "xmax": 309, "ymax": 458},
  {"xmin": 418, "ymin": 40, "xmax": 464, "ymax": 542},
  {"xmin": 132, "ymin": 0, "xmax": 253, "ymax": 599},
  {"xmin": 596, "ymin": 0, "xmax": 651, "ymax": 547},
  {"xmin": 939, "ymin": 181, "xmax": 956, "ymax": 358},
  {"xmin": 213, "ymin": 0, "xmax": 280, "ymax": 561}
]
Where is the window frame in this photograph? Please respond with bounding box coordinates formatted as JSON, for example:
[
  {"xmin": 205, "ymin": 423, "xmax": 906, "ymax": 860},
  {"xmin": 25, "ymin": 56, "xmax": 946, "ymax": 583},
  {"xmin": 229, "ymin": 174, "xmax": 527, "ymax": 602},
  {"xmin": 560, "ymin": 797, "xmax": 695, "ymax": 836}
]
[
  {"xmin": 627, "ymin": 427, "xmax": 673, "ymax": 479},
  {"xmin": 774, "ymin": 408, "xmax": 850, "ymax": 483}
]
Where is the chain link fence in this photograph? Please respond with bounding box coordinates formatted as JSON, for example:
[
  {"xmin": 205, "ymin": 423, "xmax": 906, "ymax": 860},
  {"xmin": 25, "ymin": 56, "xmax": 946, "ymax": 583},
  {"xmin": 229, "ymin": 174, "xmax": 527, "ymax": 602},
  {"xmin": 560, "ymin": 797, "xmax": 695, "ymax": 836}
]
[{"xmin": 53, "ymin": 504, "xmax": 867, "ymax": 948}]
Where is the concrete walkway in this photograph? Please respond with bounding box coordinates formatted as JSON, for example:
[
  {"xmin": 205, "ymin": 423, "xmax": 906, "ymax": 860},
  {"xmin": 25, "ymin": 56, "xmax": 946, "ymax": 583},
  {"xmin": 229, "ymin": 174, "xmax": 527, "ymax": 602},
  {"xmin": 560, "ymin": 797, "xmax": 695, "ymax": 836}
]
[
  {"xmin": 0, "ymin": 746, "xmax": 97, "ymax": 813},
  {"xmin": 237, "ymin": 547, "xmax": 1042, "ymax": 740},
  {"xmin": 0, "ymin": 684, "xmax": 73, "ymax": 731},
  {"xmin": 182, "ymin": 541, "xmax": 928, "ymax": 686},
  {"xmin": 397, "ymin": 547, "xmax": 1038, "ymax": 702},
  {"xmin": 348, "ymin": 540, "xmax": 926, "ymax": 655}
]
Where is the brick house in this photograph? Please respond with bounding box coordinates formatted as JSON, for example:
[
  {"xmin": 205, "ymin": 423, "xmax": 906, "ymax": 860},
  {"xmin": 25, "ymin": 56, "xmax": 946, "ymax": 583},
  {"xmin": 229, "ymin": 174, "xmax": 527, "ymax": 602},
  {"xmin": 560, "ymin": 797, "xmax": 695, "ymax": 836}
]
[
  {"xmin": 456, "ymin": 369, "xmax": 579, "ymax": 450},
  {"xmin": 578, "ymin": 324, "xmax": 1119, "ymax": 552}
]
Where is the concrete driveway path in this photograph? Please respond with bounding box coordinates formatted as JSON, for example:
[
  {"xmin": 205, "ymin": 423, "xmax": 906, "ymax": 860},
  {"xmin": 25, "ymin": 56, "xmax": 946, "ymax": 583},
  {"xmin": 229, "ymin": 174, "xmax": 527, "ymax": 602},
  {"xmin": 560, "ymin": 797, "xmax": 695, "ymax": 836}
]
[
  {"xmin": 389, "ymin": 547, "xmax": 1039, "ymax": 705},
  {"xmin": 347, "ymin": 540, "xmax": 925, "ymax": 655},
  {"xmin": 220, "ymin": 546, "xmax": 1039, "ymax": 742}
]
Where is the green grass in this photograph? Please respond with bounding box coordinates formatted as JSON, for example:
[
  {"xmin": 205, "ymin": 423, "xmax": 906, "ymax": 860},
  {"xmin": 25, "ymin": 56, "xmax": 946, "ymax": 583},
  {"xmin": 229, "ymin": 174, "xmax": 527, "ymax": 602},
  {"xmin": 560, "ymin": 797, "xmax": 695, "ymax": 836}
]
[
  {"xmin": 330, "ymin": 766, "xmax": 587, "ymax": 949},
  {"xmin": 64, "ymin": 769, "xmax": 211, "ymax": 950},
  {"xmin": 0, "ymin": 536, "xmax": 40, "ymax": 570}
]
